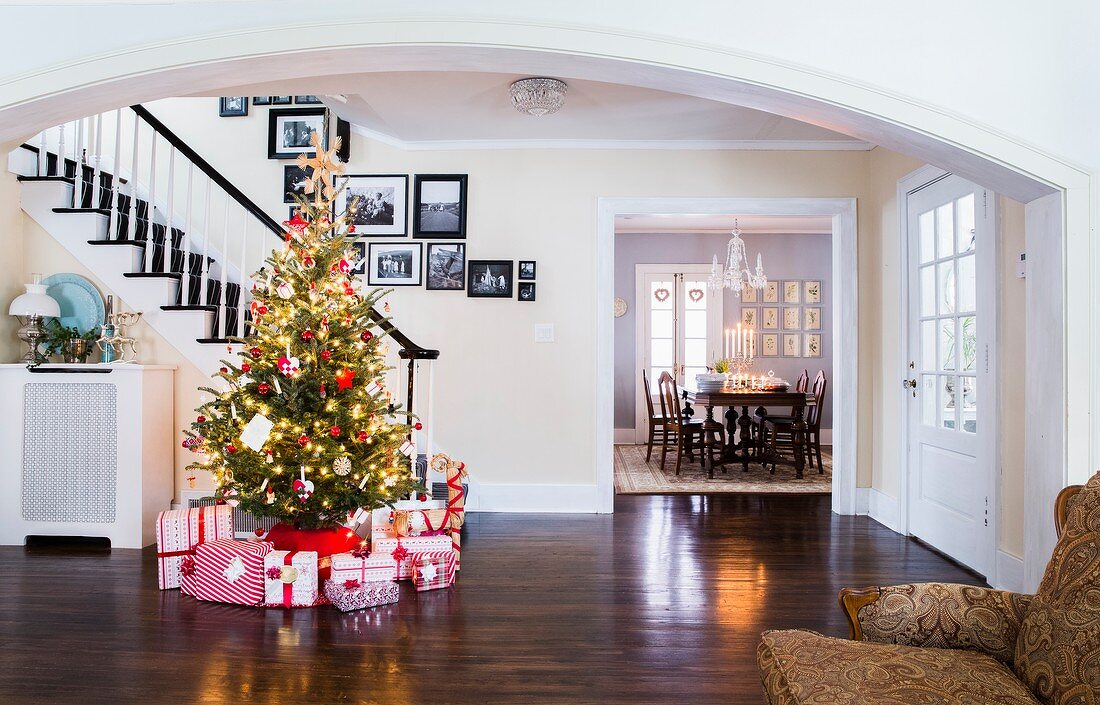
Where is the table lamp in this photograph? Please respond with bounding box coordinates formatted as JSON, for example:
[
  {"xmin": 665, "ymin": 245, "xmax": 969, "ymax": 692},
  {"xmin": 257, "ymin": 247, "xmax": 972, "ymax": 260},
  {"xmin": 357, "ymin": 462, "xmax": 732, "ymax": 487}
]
[{"xmin": 9, "ymin": 274, "xmax": 60, "ymax": 363}]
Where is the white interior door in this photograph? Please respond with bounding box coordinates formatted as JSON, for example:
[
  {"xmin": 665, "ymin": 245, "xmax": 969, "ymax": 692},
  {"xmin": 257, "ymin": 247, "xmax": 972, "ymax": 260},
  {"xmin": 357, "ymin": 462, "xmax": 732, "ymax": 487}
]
[
  {"xmin": 635, "ymin": 266, "xmax": 722, "ymax": 442},
  {"xmin": 905, "ymin": 174, "xmax": 997, "ymax": 577}
]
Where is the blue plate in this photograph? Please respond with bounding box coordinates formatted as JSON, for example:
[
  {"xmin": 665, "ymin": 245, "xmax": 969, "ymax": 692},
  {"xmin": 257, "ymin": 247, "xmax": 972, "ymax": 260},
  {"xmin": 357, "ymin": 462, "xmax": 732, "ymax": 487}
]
[{"xmin": 41, "ymin": 273, "xmax": 105, "ymax": 335}]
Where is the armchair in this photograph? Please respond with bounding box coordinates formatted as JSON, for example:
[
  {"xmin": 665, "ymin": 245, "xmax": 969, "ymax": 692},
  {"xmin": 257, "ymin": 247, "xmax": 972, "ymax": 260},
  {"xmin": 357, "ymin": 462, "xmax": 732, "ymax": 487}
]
[{"xmin": 759, "ymin": 476, "xmax": 1100, "ymax": 705}]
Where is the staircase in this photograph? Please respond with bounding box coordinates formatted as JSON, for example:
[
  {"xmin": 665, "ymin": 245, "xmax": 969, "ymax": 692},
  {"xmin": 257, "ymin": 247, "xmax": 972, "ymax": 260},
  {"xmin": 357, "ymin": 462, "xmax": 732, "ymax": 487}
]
[{"xmin": 14, "ymin": 105, "xmax": 436, "ymax": 375}]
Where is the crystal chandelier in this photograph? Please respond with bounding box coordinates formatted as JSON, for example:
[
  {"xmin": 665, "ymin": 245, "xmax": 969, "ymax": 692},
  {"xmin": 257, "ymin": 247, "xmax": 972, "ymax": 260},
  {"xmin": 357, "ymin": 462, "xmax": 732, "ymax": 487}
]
[
  {"xmin": 709, "ymin": 219, "xmax": 767, "ymax": 294},
  {"xmin": 509, "ymin": 78, "xmax": 568, "ymax": 116}
]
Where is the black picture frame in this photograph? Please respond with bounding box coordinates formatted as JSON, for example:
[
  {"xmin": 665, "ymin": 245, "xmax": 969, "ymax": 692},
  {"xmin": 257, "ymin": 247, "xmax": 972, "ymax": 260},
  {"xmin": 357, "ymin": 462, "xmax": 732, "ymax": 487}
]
[
  {"xmin": 252, "ymin": 96, "xmax": 271, "ymax": 106},
  {"xmin": 467, "ymin": 259, "xmax": 513, "ymax": 298},
  {"xmin": 518, "ymin": 282, "xmax": 536, "ymax": 302},
  {"xmin": 295, "ymin": 95, "xmax": 322, "ymax": 105},
  {"xmin": 518, "ymin": 260, "xmax": 537, "ymax": 280},
  {"xmin": 268, "ymin": 108, "xmax": 328, "ymax": 159},
  {"xmin": 283, "ymin": 165, "xmax": 312, "ymax": 204},
  {"xmin": 337, "ymin": 174, "xmax": 408, "ymax": 237},
  {"xmin": 271, "ymin": 96, "xmax": 293, "ymax": 105},
  {"xmin": 425, "ymin": 243, "xmax": 466, "ymax": 291},
  {"xmin": 350, "ymin": 242, "xmax": 367, "ymax": 276},
  {"xmin": 336, "ymin": 118, "xmax": 351, "ymax": 162},
  {"xmin": 219, "ymin": 97, "xmax": 248, "ymax": 117},
  {"xmin": 367, "ymin": 242, "xmax": 423, "ymax": 287},
  {"xmin": 413, "ymin": 174, "xmax": 468, "ymax": 238}
]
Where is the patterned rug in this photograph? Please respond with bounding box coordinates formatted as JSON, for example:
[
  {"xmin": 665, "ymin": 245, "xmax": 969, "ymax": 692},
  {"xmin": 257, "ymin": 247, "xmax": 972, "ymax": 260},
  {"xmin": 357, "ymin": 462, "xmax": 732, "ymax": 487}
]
[{"xmin": 614, "ymin": 443, "xmax": 832, "ymax": 494}]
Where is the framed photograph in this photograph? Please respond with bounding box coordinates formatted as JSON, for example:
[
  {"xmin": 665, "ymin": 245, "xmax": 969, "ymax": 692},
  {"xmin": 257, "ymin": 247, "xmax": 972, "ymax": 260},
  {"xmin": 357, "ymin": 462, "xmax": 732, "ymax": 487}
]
[
  {"xmin": 783, "ymin": 333, "xmax": 802, "ymax": 357},
  {"xmin": 761, "ymin": 333, "xmax": 779, "ymax": 357},
  {"xmin": 740, "ymin": 286, "xmax": 758, "ymax": 303},
  {"xmin": 804, "ymin": 307, "xmax": 822, "ymax": 330},
  {"xmin": 295, "ymin": 95, "xmax": 322, "ymax": 105},
  {"xmin": 783, "ymin": 307, "xmax": 801, "ymax": 330},
  {"xmin": 219, "ymin": 97, "xmax": 248, "ymax": 117},
  {"xmin": 350, "ymin": 242, "xmax": 367, "ymax": 276},
  {"xmin": 763, "ymin": 281, "xmax": 779, "ymax": 303},
  {"xmin": 518, "ymin": 261, "xmax": 537, "ymax": 280},
  {"xmin": 740, "ymin": 307, "xmax": 757, "ymax": 327},
  {"xmin": 804, "ymin": 333, "xmax": 822, "ymax": 358},
  {"xmin": 338, "ymin": 174, "xmax": 408, "ymax": 237},
  {"xmin": 283, "ymin": 165, "xmax": 312, "ymax": 204},
  {"xmin": 783, "ymin": 280, "xmax": 801, "ymax": 304},
  {"xmin": 367, "ymin": 242, "xmax": 422, "ymax": 286},
  {"xmin": 271, "ymin": 96, "xmax": 293, "ymax": 105},
  {"xmin": 518, "ymin": 282, "xmax": 537, "ymax": 302},
  {"xmin": 425, "ymin": 243, "xmax": 465, "ymax": 291},
  {"xmin": 804, "ymin": 280, "xmax": 822, "ymax": 304},
  {"xmin": 268, "ymin": 108, "xmax": 327, "ymax": 159},
  {"xmin": 252, "ymin": 96, "xmax": 272, "ymax": 106},
  {"xmin": 414, "ymin": 174, "xmax": 468, "ymax": 238},
  {"xmin": 467, "ymin": 260, "xmax": 513, "ymax": 298},
  {"xmin": 761, "ymin": 307, "xmax": 779, "ymax": 330}
]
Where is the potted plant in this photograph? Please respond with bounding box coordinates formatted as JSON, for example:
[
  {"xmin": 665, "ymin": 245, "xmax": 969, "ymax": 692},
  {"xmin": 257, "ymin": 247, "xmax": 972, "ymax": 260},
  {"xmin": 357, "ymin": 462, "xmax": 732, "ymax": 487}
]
[{"xmin": 42, "ymin": 318, "xmax": 97, "ymax": 363}]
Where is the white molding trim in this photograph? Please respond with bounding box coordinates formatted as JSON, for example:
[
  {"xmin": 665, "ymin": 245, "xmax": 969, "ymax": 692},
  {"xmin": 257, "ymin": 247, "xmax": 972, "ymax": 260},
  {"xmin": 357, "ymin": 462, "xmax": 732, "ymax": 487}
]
[
  {"xmin": 597, "ymin": 197, "xmax": 858, "ymax": 515},
  {"xmin": 346, "ymin": 122, "xmax": 874, "ymax": 152},
  {"xmin": 855, "ymin": 487, "xmax": 870, "ymax": 515},
  {"xmin": 614, "ymin": 429, "xmax": 637, "ymax": 444},
  {"xmin": 866, "ymin": 489, "xmax": 901, "ymax": 533},
  {"xmin": 469, "ymin": 483, "xmax": 599, "ymax": 513},
  {"xmin": 994, "ymin": 550, "xmax": 1025, "ymax": 593}
]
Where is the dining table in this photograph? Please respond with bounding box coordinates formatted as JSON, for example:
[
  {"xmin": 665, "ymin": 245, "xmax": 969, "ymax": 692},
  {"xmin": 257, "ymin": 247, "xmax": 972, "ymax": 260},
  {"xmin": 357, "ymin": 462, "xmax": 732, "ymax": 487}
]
[{"xmin": 682, "ymin": 383, "xmax": 816, "ymax": 480}]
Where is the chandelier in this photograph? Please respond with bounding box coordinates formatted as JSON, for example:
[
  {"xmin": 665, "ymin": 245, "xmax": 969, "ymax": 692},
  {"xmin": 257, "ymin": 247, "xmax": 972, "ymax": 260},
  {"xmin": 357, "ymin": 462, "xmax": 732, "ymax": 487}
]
[
  {"xmin": 509, "ymin": 78, "xmax": 568, "ymax": 116},
  {"xmin": 709, "ymin": 219, "xmax": 767, "ymax": 294}
]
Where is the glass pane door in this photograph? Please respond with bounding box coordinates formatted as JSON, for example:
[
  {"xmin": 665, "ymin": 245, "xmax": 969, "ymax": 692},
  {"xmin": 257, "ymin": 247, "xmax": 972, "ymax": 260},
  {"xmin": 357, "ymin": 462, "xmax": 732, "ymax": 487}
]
[
  {"xmin": 648, "ymin": 278, "xmax": 675, "ymax": 387},
  {"xmin": 681, "ymin": 279, "xmax": 710, "ymax": 385}
]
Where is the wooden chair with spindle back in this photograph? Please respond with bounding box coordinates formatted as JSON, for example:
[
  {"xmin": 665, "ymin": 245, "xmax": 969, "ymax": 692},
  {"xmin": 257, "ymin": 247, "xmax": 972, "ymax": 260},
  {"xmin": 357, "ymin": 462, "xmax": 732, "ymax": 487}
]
[
  {"xmin": 657, "ymin": 371, "xmax": 711, "ymax": 475},
  {"xmin": 642, "ymin": 369, "xmax": 669, "ymax": 462},
  {"xmin": 761, "ymin": 370, "xmax": 827, "ymax": 474}
]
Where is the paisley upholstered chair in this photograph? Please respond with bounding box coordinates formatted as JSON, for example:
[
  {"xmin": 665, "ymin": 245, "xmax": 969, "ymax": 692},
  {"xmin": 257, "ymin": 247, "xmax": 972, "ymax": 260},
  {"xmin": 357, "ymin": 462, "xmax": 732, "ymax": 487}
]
[{"xmin": 758, "ymin": 472, "xmax": 1100, "ymax": 705}]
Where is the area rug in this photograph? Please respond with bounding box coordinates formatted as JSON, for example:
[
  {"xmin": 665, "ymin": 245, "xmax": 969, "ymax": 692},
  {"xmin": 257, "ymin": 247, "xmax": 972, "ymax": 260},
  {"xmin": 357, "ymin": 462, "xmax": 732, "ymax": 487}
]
[{"xmin": 614, "ymin": 443, "xmax": 832, "ymax": 494}]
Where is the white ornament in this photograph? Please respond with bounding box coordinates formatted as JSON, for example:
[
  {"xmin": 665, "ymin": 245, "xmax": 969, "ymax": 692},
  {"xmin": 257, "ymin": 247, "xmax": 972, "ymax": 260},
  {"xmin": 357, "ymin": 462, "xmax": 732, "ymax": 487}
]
[
  {"xmin": 419, "ymin": 562, "xmax": 439, "ymax": 581},
  {"xmin": 276, "ymin": 282, "xmax": 295, "ymax": 299},
  {"xmin": 223, "ymin": 557, "xmax": 246, "ymax": 583},
  {"xmin": 332, "ymin": 456, "xmax": 352, "ymax": 476}
]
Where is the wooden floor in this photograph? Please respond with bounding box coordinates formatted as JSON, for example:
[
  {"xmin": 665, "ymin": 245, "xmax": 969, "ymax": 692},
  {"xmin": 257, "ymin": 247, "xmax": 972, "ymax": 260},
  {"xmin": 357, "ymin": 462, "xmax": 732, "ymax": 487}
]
[{"xmin": 0, "ymin": 495, "xmax": 983, "ymax": 704}]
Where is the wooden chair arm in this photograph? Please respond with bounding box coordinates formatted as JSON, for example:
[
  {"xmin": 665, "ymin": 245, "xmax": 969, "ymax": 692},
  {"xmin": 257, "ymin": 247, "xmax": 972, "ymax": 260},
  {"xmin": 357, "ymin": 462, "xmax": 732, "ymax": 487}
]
[{"xmin": 838, "ymin": 586, "xmax": 881, "ymax": 640}]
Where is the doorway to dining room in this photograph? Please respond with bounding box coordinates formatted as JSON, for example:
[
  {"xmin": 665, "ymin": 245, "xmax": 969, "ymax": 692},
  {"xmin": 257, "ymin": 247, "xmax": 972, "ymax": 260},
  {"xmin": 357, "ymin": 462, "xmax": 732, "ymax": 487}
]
[{"xmin": 599, "ymin": 199, "xmax": 857, "ymax": 513}]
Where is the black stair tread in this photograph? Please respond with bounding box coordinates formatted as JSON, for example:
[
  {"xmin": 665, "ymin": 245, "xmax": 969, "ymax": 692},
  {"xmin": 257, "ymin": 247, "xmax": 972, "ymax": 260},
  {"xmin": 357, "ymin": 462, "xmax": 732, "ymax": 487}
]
[
  {"xmin": 17, "ymin": 175, "xmax": 74, "ymax": 183},
  {"xmin": 87, "ymin": 239, "xmax": 145, "ymax": 247},
  {"xmin": 54, "ymin": 207, "xmax": 111, "ymax": 215},
  {"xmin": 162, "ymin": 305, "xmax": 217, "ymax": 312},
  {"xmin": 196, "ymin": 338, "xmax": 238, "ymax": 345},
  {"xmin": 122, "ymin": 272, "xmax": 181, "ymax": 279}
]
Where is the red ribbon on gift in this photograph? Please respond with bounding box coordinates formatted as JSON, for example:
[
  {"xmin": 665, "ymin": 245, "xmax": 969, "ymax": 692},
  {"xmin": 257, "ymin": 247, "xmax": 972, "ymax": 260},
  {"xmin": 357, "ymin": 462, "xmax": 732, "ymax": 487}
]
[
  {"xmin": 282, "ymin": 552, "xmax": 295, "ymax": 608},
  {"xmin": 157, "ymin": 506, "xmax": 209, "ymax": 559},
  {"xmin": 391, "ymin": 540, "xmax": 408, "ymax": 580},
  {"xmin": 446, "ymin": 465, "xmax": 465, "ymax": 555},
  {"xmin": 343, "ymin": 579, "xmax": 360, "ymax": 589}
]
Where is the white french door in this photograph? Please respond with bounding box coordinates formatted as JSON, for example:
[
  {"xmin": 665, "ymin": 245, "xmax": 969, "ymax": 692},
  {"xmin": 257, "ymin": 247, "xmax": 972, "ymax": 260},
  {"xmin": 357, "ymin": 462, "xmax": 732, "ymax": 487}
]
[
  {"xmin": 904, "ymin": 173, "xmax": 997, "ymax": 577},
  {"xmin": 635, "ymin": 265, "xmax": 723, "ymax": 442}
]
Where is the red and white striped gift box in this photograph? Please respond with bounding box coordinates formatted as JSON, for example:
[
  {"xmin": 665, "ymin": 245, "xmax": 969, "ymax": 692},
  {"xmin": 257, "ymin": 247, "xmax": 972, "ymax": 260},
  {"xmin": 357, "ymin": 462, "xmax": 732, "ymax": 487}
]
[
  {"xmin": 330, "ymin": 551, "xmax": 398, "ymax": 584},
  {"xmin": 263, "ymin": 550, "xmax": 319, "ymax": 608},
  {"xmin": 372, "ymin": 533, "xmax": 453, "ymax": 580},
  {"xmin": 410, "ymin": 550, "xmax": 456, "ymax": 592},
  {"xmin": 181, "ymin": 539, "xmax": 272, "ymax": 606},
  {"xmin": 155, "ymin": 506, "xmax": 234, "ymax": 590}
]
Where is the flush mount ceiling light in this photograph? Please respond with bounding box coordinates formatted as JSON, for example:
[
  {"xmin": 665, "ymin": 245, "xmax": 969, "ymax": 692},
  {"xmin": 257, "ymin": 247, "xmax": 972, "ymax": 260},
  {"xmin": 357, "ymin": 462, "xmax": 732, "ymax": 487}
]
[{"xmin": 509, "ymin": 77, "xmax": 568, "ymax": 116}]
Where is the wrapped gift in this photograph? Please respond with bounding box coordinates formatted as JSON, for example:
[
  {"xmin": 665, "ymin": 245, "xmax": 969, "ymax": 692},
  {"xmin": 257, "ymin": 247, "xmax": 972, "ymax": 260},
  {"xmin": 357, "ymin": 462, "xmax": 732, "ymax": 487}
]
[
  {"xmin": 392, "ymin": 508, "xmax": 449, "ymax": 537},
  {"xmin": 372, "ymin": 532, "xmax": 453, "ymax": 579},
  {"xmin": 324, "ymin": 578, "xmax": 400, "ymax": 612},
  {"xmin": 263, "ymin": 550, "xmax": 319, "ymax": 608},
  {"xmin": 181, "ymin": 538, "xmax": 272, "ymax": 606},
  {"xmin": 410, "ymin": 550, "xmax": 457, "ymax": 592},
  {"xmin": 155, "ymin": 505, "xmax": 234, "ymax": 590},
  {"xmin": 330, "ymin": 550, "xmax": 398, "ymax": 584}
]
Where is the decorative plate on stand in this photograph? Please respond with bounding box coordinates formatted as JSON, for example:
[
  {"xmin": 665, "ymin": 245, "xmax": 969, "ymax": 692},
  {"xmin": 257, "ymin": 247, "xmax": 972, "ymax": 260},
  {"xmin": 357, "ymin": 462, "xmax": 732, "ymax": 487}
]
[
  {"xmin": 41, "ymin": 273, "xmax": 105, "ymax": 334},
  {"xmin": 613, "ymin": 297, "xmax": 628, "ymax": 318}
]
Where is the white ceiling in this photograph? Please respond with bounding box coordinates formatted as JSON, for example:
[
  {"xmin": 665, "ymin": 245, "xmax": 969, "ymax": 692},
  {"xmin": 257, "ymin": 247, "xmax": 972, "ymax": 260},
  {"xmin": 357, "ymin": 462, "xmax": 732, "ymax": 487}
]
[
  {"xmin": 208, "ymin": 71, "xmax": 872, "ymax": 151},
  {"xmin": 615, "ymin": 213, "xmax": 833, "ymax": 235}
]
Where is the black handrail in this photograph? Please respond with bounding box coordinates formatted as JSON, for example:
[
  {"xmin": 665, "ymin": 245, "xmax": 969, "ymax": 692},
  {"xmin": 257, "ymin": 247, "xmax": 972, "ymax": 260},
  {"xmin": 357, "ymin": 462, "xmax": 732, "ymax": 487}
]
[{"xmin": 131, "ymin": 104, "xmax": 436, "ymax": 357}]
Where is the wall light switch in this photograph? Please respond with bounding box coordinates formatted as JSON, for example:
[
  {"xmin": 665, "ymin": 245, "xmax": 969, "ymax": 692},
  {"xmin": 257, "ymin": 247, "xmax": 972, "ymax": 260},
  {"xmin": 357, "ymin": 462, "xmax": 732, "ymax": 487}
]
[
  {"xmin": 1017, "ymin": 252, "xmax": 1027, "ymax": 278},
  {"xmin": 534, "ymin": 324, "xmax": 555, "ymax": 343}
]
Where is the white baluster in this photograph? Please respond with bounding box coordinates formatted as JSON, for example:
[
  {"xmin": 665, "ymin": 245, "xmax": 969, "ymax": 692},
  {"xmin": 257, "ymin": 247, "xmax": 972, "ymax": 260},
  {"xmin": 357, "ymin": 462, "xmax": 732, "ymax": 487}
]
[
  {"xmin": 239, "ymin": 213, "xmax": 249, "ymax": 336},
  {"xmin": 91, "ymin": 113, "xmax": 103, "ymax": 210},
  {"xmin": 107, "ymin": 109, "xmax": 122, "ymax": 241},
  {"xmin": 37, "ymin": 129, "xmax": 47, "ymax": 176},
  {"xmin": 220, "ymin": 200, "xmax": 231, "ymax": 338},
  {"xmin": 127, "ymin": 112, "xmax": 140, "ymax": 243},
  {"xmin": 72, "ymin": 118, "xmax": 84, "ymax": 207},
  {"xmin": 56, "ymin": 125, "xmax": 66, "ymax": 178},
  {"xmin": 144, "ymin": 134, "xmax": 157, "ymax": 274},
  {"xmin": 200, "ymin": 176, "xmax": 212, "ymax": 313},
  {"xmin": 182, "ymin": 163, "xmax": 194, "ymax": 307},
  {"xmin": 164, "ymin": 145, "xmax": 176, "ymax": 274}
]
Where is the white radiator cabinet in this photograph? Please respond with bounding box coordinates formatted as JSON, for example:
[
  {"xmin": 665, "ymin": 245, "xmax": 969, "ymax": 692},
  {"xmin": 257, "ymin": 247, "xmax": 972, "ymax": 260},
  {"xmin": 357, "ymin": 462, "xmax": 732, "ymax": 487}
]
[{"xmin": 0, "ymin": 364, "xmax": 175, "ymax": 549}]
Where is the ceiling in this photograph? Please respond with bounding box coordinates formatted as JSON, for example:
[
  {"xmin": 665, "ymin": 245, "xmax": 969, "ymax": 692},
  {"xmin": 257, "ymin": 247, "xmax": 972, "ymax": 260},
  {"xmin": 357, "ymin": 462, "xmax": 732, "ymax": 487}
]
[
  {"xmin": 615, "ymin": 213, "xmax": 833, "ymax": 235},
  {"xmin": 206, "ymin": 71, "xmax": 872, "ymax": 150}
]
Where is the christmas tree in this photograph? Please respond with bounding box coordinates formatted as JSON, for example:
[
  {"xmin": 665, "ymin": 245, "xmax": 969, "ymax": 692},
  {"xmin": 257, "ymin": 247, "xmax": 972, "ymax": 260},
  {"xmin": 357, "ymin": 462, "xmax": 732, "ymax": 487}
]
[{"xmin": 183, "ymin": 134, "xmax": 418, "ymax": 529}]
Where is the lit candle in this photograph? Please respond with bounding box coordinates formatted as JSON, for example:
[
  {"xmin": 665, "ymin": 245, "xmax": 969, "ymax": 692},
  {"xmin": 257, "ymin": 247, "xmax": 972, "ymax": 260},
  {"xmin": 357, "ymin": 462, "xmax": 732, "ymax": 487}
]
[{"xmin": 736, "ymin": 323, "xmax": 742, "ymax": 356}]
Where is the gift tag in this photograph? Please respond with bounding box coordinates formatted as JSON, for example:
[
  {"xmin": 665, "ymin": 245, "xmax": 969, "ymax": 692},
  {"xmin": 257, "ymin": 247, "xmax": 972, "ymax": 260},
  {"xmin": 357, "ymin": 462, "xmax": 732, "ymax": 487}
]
[{"xmin": 240, "ymin": 413, "xmax": 273, "ymax": 451}]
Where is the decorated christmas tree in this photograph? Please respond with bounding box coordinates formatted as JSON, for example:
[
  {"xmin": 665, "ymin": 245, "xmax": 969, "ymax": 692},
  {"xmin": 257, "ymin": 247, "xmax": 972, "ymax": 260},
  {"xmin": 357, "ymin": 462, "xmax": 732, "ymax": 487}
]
[{"xmin": 183, "ymin": 134, "xmax": 418, "ymax": 529}]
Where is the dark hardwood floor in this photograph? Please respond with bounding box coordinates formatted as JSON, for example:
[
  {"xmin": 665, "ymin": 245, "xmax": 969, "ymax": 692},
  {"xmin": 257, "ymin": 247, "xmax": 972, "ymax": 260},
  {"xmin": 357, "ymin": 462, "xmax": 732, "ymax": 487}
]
[{"xmin": 0, "ymin": 494, "xmax": 984, "ymax": 704}]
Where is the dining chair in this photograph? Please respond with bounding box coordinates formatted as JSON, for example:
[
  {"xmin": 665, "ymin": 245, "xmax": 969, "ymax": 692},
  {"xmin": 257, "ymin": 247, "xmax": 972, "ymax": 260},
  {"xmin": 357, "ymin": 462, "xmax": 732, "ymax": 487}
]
[
  {"xmin": 761, "ymin": 370, "xmax": 826, "ymax": 474},
  {"xmin": 754, "ymin": 369, "xmax": 809, "ymax": 456},
  {"xmin": 642, "ymin": 369, "xmax": 668, "ymax": 462},
  {"xmin": 657, "ymin": 371, "xmax": 717, "ymax": 475}
]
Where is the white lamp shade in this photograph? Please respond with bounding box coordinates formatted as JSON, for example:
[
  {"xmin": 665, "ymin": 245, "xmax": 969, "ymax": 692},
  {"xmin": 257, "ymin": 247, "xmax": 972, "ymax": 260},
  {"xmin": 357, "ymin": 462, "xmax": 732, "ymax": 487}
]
[{"xmin": 9, "ymin": 283, "xmax": 60, "ymax": 317}]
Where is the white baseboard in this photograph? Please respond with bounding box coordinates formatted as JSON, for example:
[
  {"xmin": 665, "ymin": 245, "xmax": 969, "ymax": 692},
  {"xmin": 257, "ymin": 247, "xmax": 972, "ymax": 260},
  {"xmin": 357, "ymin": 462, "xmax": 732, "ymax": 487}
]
[
  {"xmin": 614, "ymin": 428, "xmax": 638, "ymax": 444},
  {"xmin": 854, "ymin": 487, "xmax": 869, "ymax": 514},
  {"xmin": 994, "ymin": 550, "xmax": 1025, "ymax": 592},
  {"xmin": 867, "ymin": 489, "xmax": 901, "ymax": 532},
  {"xmin": 469, "ymin": 483, "xmax": 599, "ymax": 513}
]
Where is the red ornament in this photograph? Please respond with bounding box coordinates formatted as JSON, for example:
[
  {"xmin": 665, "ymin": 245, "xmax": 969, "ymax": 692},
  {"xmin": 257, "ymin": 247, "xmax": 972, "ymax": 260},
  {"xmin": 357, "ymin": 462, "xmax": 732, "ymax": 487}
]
[
  {"xmin": 297, "ymin": 434, "xmax": 310, "ymax": 447},
  {"xmin": 302, "ymin": 256, "xmax": 315, "ymax": 269},
  {"xmin": 336, "ymin": 259, "xmax": 351, "ymax": 274},
  {"xmin": 257, "ymin": 305, "xmax": 268, "ymax": 316},
  {"xmin": 258, "ymin": 383, "xmax": 270, "ymax": 395},
  {"xmin": 330, "ymin": 426, "xmax": 342, "ymax": 438},
  {"xmin": 197, "ymin": 415, "xmax": 206, "ymax": 423},
  {"xmin": 347, "ymin": 224, "xmax": 356, "ymax": 234},
  {"xmin": 219, "ymin": 367, "xmax": 228, "ymax": 374},
  {"xmin": 360, "ymin": 330, "xmax": 373, "ymax": 342},
  {"xmin": 417, "ymin": 493, "xmax": 428, "ymax": 502},
  {"xmin": 356, "ymin": 430, "xmax": 368, "ymax": 442},
  {"xmin": 284, "ymin": 212, "xmax": 309, "ymax": 234},
  {"xmin": 321, "ymin": 349, "xmax": 332, "ymax": 361},
  {"xmin": 335, "ymin": 367, "xmax": 356, "ymax": 391},
  {"xmin": 250, "ymin": 347, "xmax": 263, "ymax": 359},
  {"xmin": 319, "ymin": 383, "xmax": 326, "ymax": 398},
  {"xmin": 301, "ymin": 329, "xmax": 314, "ymax": 342},
  {"xmin": 241, "ymin": 362, "xmax": 251, "ymax": 373},
  {"xmin": 344, "ymin": 284, "xmax": 355, "ymax": 296},
  {"xmin": 414, "ymin": 422, "xmax": 423, "ymax": 431},
  {"xmin": 226, "ymin": 444, "xmax": 237, "ymax": 454}
]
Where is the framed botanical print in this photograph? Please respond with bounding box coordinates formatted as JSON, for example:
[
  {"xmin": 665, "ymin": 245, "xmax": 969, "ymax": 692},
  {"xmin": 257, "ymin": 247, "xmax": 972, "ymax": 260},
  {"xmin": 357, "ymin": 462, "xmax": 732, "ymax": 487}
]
[
  {"xmin": 804, "ymin": 307, "xmax": 822, "ymax": 330},
  {"xmin": 338, "ymin": 174, "xmax": 409, "ymax": 237},
  {"xmin": 804, "ymin": 280, "xmax": 822, "ymax": 304},
  {"xmin": 740, "ymin": 286, "xmax": 758, "ymax": 303},
  {"xmin": 761, "ymin": 334, "xmax": 779, "ymax": 357},
  {"xmin": 763, "ymin": 281, "xmax": 779, "ymax": 303},
  {"xmin": 740, "ymin": 307, "xmax": 758, "ymax": 327},
  {"xmin": 804, "ymin": 333, "xmax": 822, "ymax": 358},
  {"xmin": 783, "ymin": 280, "xmax": 801, "ymax": 304},
  {"xmin": 783, "ymin": 333, "xmax": 802, "ymax": 357},
  {"xmin": 761, "ymin": 307, "xmax": 779, "ymax": 329},
  {"xmin": 783, "ymin": 307, "xmax": 801, "ymax": 330}
]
